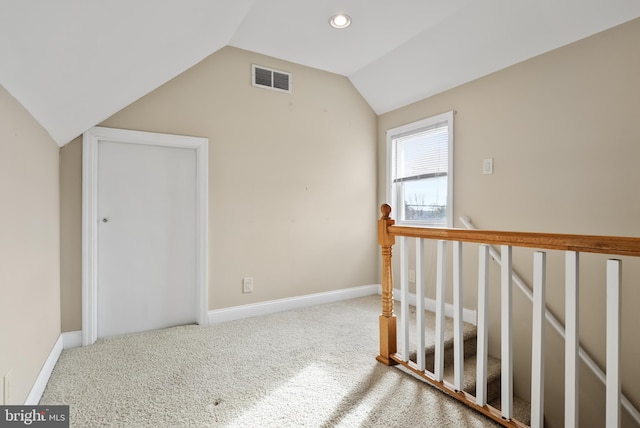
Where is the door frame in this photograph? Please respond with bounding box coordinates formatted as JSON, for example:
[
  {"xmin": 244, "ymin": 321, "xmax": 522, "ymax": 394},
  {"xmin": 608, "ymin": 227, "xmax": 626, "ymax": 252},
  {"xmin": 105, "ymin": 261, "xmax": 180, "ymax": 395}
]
[{"xmin": 82, "ymin": 126, "xmax": 208, "ymax": 345}]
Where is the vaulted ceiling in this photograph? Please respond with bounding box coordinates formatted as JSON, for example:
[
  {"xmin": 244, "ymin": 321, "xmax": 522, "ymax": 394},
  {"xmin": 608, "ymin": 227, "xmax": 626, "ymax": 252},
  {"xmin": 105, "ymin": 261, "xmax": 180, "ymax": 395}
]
[{"xmin": 1, "ymin": 1, "xmax": 639, "ymax": 146}]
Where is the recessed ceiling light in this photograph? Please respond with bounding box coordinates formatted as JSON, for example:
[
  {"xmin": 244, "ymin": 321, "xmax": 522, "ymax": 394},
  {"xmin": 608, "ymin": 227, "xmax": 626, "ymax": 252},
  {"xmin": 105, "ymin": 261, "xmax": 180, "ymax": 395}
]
[{"xmin": 329, "ymin": 13, "xmax": 351, "ymax": 29}]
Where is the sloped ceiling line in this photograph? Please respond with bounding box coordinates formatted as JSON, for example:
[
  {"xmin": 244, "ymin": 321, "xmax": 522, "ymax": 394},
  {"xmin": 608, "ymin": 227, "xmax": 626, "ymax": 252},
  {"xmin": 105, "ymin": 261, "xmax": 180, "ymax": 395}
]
[{"xmin": 0, "ymin": 0, "xmax": 639, "ymax": 146}]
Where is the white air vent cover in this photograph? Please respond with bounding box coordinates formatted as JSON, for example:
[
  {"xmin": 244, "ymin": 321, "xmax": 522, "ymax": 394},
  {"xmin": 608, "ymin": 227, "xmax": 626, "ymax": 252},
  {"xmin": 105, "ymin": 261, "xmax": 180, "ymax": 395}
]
[{"xmin": 252, "ymin": 64, "xmax": 291, "ymax": 93}]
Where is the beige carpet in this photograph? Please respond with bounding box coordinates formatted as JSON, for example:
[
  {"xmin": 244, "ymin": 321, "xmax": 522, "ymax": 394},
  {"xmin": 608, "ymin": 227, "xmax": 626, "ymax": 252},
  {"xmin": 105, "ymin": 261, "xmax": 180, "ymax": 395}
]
[{"xmin": 40, "ymin": 295, "xmax": 499, "ymax": 427}]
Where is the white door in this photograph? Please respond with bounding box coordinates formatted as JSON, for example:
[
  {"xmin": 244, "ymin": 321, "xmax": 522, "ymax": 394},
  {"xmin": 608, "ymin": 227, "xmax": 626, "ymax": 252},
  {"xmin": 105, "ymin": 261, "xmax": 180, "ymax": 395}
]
[{"xmin": 97, "ymin": 140, "xmax": 197, "ymax": 338}]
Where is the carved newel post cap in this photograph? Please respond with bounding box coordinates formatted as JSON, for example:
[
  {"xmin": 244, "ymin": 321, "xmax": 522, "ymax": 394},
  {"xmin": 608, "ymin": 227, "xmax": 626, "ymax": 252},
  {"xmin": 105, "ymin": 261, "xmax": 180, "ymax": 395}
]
[{"xmin": 380, "ymin": 204, "xmax": 392, "ymax": 219}]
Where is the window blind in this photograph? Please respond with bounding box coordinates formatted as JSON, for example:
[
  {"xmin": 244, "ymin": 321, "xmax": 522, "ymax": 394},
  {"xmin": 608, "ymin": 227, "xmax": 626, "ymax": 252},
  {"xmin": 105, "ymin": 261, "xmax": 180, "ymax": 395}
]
[{"xmin": 394, "ymin": 122, "xmax": 449, "ymax": 182}]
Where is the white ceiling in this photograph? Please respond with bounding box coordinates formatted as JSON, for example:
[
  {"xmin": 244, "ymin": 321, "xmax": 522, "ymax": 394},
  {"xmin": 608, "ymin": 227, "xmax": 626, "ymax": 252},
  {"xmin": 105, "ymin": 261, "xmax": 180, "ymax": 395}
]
[{"xmin": 1, "ymin": 0, "xmax": 639, "ymax": 146}]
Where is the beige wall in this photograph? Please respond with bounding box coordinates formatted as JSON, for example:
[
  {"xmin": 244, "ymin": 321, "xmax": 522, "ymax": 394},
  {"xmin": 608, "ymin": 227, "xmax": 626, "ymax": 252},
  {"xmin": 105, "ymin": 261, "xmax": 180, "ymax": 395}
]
[
  {"xmin": 60, "ymin": 46, "xmax": 378, "ymax": 331},
  {"xmin": 0, "ymin": 85, "xmax": 61, "ymax": 404},
  {"xmin": 378, "ymin": 18, "xmax": 640, "ymax": 427},
  {"xmin": 59, "ymin": 141, "xmax": 81, "ymax": 331},
  {"xmin": 55, "ymin": 19, "xmax": 640, "ymax": 424}
]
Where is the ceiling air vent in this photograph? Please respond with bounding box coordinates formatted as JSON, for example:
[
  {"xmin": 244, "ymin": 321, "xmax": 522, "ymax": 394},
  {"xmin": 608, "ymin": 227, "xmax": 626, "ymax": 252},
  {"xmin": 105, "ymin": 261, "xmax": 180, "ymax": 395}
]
[{"xmin": 252, "ymin": 64, "xmax": 291, "ymax": 93}]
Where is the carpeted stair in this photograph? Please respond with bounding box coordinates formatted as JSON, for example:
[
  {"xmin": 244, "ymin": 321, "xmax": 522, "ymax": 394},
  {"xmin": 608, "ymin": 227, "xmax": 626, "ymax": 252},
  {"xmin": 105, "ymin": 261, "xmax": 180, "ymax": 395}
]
[{"xmin": 403, "ymin": 303, "xmax": 532, "ymax": 426}]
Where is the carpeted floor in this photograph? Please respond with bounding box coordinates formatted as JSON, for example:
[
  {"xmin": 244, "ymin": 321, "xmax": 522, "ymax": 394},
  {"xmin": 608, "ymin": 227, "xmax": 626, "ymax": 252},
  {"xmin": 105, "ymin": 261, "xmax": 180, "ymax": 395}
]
[{"xmin": 40, "ymin": 295, "xmax": 499, "ymax": 427}]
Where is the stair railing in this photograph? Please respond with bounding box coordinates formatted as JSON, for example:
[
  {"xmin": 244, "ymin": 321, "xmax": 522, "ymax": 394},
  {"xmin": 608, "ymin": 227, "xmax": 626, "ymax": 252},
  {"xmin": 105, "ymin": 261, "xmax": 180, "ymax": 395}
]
[
  {"xmin": 377, "ymin": 204, "xmax": 640, "ymax": 428},
  {"xmin": 459, "ymin": 215, "xmax": 640, "ymax": 426}
]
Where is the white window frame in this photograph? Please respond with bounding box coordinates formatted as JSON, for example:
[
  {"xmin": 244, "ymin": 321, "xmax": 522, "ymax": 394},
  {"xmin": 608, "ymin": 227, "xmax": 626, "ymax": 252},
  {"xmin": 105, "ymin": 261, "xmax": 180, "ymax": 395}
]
[{"xmin": 386, "ymin": 110, "xmax": 454, "ymax": 227}]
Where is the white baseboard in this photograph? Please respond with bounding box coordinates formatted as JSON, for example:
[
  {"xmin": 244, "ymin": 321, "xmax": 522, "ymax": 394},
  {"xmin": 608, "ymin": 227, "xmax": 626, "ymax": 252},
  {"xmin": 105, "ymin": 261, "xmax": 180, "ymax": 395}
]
[
  {"xmin": 207, "ymin": 284, "xmax": 476, "ymax": 325},
  {"xmin": 24, "ymin": 334, "xmax": 63, "ymax": 405},
  {"xmin": 208, "ymin": 284, "xmax": 380, "ymax": 324},
  {"xmin": 60, "ymin": 286, "xmax": 380, "ymax": 344},
  {"xmin": 21, "ymin": 286, "xmax": 472, "ymax": 406},
  {"xmin": 62, "ymin": 283, "xmax": 473, "ymax": 337},
  {"xmin": 62, "ymin": 331, "xmax": 82, "ymax": 349},
  {"xmin": 392, "ymin": 288, "xmax": 477, "ymax": 325}
]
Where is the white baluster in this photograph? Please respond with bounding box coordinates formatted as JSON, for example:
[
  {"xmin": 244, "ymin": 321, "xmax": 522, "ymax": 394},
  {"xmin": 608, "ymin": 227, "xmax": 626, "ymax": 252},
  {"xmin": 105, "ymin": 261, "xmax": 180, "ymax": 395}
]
[
  {"xmin": 399, "ymin": 236, "xmax": 409, "ymax": 361},
  {"xmin": 606, "ymin": 259, "xmax": 622, "ymax": 428},
  {"xmin": 434, "ymin": 240, "xmax": 447, "ymax": 381},
  {"xmin": 416, "ymin": 238, "xmax": 426, "ymax": 371},
  {"xmin": 531, "ymin": 251, "xmax": 546, "ymax": 428},
  {"xmin": 501, "ymin": 245, "xmax": 513, "ymax": 420},
  {"xmin": 565, "ymin": 251, "xmax": 579, "ymax": 428},
  {"xmin": 453, "ymin": 241, "xmax": 464, "ymax": 391},
  {"xmin": 476, "ymin": 244, "xmax": 489, "ymax": 407}
]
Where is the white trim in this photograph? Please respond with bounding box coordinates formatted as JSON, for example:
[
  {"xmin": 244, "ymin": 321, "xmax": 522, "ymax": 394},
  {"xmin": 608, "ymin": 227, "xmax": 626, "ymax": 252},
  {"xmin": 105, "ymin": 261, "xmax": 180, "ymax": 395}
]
[
  {"xmin": 453, "ymin": 240, "xmax": 464, "ymax": 391},
  {"xmin": 208, "ymin": 285, "xmax": 379, "ymax": 324},
  {"xmin": 82, "ymin": 136, "xmax": 98, "ymax": 346},
  {"xmin": 399, "ymin": 236, "xmax": 410, "ymax": 359},
  {"xmin": 82, "ymin": 126, "xmax": 209, "ymax": 345},
  {"xmin": 606, "ymin": 259, "xmax": 622, "ymax": 427},
  {"xmin": 531, "ymin": 251, "xmax": 547, "ymax": 428},
  {"xmin": 392, "ymin": 287, "xmax": 477, "ymax": 326},
  {"xmin": 501, "ymin": 245, "xmax": 514, "ymax": 420},
  {"xmin": 24, "ymin": 335, "xmax": 63, "ymax": 405},
  {"xmin": 434, "ymin": 239, "xmax": 447, "ymax": 381},
  {"xmin": 415, "ymin": 238, "xmax": 426, "ymax": 371},
  {"xmin": 460, "ymin": 215, "xmax": 640, "ymax": 425},
  {"xmin": 565, "ymin": 251, "xmax": 580, "ymax": 428},
  {"xmin": 475, "ymin": 244, "xmax": 490, "ymax": 406},
  {"xmin": 385, "ymin": 110, "xmax": 454, "ymax": 227},
  {"xmin": 62, "ymin": 331, "xmax": 82, "ymax": 349}
]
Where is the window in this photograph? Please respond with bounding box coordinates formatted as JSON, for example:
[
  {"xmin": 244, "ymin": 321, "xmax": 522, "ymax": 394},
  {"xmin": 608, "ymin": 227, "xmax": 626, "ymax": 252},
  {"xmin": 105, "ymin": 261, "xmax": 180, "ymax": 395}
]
[{"xmin": 386, "ymin": 111, "xmax": 453, "ymax": 227}]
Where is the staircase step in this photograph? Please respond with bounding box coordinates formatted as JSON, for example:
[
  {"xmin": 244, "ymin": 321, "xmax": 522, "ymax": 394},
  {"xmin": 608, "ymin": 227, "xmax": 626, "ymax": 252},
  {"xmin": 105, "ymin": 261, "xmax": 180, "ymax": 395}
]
[
  {"xmin": 442, "ymin": 354, "xmax": 502, "ymax": 403},
  {"xmin": 489, "ymin": 395, "xmax": 532, "ymax": 426},
  {"xmin": 398, "ymin": 303, "xmax": 532, "ymax": 425},
  {"xmin": 408, "ymin": 333, "xmax": 478, "ymax": 373},
  {"xmin": 402, "ymin": 302, "xmax": 478, "ymax": 370}
]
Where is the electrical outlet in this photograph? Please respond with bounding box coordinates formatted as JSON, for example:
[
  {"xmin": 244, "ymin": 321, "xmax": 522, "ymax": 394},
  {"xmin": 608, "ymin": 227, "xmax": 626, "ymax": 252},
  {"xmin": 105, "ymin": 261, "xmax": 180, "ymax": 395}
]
[
  {"xmin": 3, "ymin": 369, "xmax": 12, "ymax": 405},
  {"xmin": 409, "ymin": 269, "xmax": 416, "ymax": 283},
  {"xmin": 242, "ymin": 277, "xmax": 253, "ymax": 293}
]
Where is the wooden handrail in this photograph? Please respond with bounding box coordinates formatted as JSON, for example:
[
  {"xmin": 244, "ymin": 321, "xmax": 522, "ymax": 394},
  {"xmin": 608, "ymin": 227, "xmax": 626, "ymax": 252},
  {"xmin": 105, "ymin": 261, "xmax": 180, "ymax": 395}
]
[
  {"xmin": 385, "ymin": 216, "xmax": 640, "ymax": 257},
  {"xmin": 376, "ymin": 203, "xmax": 640, "ymax": 427}
]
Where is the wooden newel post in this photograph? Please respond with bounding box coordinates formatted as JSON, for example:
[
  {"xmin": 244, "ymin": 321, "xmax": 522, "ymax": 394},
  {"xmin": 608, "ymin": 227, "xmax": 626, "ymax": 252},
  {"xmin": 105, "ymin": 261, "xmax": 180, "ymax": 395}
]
[{"xmin": 377, "ymin": 204, "xmax": 398, "ymax": 365}]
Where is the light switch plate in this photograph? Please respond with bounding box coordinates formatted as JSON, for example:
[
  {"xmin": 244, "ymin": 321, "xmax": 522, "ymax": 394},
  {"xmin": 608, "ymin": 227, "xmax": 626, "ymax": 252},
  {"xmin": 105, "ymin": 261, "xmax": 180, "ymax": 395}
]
[{"xmin": 483, "ymin": 158, "xmax": 494, "ymax": 175}]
